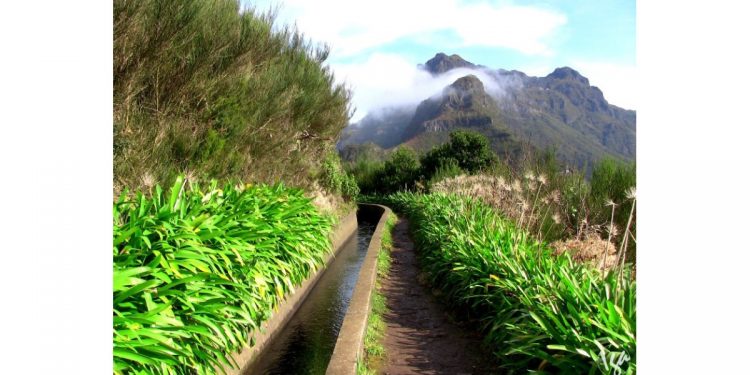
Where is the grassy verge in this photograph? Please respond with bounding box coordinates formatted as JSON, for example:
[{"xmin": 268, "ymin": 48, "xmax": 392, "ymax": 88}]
[
  {"xmin": 380, "ymin": 193, "xmax": 635, "ymax": 374},
  {"xmin": 357, "ymin": 212, "xmax": 397, "ymax": 374},
  {"xmin": 113, "ymin": 177, "xmax": 334, "ymax": 374}
]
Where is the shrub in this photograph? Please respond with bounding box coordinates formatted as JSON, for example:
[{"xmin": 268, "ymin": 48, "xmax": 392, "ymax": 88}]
[
  {"xmin": 346, "ymin": 159, "xmax": 384, "ymax": 195},
  {"xmin": 431, "ymin": 149, "xmax": 636, "ymax": 246},
  {"xmin": 340, "ymin": 173, "xmax": 360, "ymax": 199},
  {"xmin": 377, "ymin": 147, "xmax": 421, "ymax": 193},
  {"xmin": 114, "ymin": 0, "xmax": 351, "ymax": 193},
  {"xmin": 589, "ymin": 159, "xmax": 636, "ymax": 246},
  {"xmin": 426, "ymin": 159, "xmax": 464, "ymax": 189},
  {"xmin": 421, "ymin": 130, "xmax": 498, "ymax": 179},
  {"xmin": 320, "ymin": 152, "xmax": 360, "ymax": 200},
  {"xmin": 431, "ymin": 173, "xmax": 568, "ymax": 243}
]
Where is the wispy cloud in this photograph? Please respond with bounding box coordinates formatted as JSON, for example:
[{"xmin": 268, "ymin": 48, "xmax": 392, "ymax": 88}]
[
  {"xmin": 251, "ymin": 0, "xmax": 635, "ymax": 114},
  {"xmin": 333, "ymin": 53, "xmax": 522, "ymax": 122},
  {"xmin": 274, "ymin": 0, "xmax": 567, "ymax": 57}
]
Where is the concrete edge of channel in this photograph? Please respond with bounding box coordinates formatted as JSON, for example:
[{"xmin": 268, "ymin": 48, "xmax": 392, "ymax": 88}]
[
  {"xmin": 221, "ymin": 208, "xmax": 359, "ymax": 375},
  {"xmin": 326, "ymin": 203, "xmax": 392, "ymax": 375}
]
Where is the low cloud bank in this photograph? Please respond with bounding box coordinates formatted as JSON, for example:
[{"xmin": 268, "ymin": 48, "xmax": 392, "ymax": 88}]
[{"xmin": 333, "ymin": 53, "xmax": 523, "ymax": 123}]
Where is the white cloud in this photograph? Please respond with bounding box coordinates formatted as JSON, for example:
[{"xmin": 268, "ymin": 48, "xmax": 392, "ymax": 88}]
[
  {"xmin": 569, "ymin": 61, "xmax": 637, "ymax": 110},
  {"xmin": 333, "ymin": 53, "xmax": 519, "ymax": 122},
  {"xmin": 272, "ymin": 0, "xmax": 566, "ymax": 57}
]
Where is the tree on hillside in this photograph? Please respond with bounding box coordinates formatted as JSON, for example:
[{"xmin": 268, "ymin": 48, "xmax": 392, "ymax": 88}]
[
  {"xmin": 421, "ymin": 130, "xmax": 499, "ymax": 178},
  {"xmin": 378, "ymin": 147, "xmax": 421, "ymax": 193}
]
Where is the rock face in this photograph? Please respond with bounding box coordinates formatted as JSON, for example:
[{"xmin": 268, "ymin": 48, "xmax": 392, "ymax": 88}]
[
  {"xmin": 399, "ymin": 74, "xmax": 523, "ymax": 160},
  {"xmin": 338, "ymin": 53, "xmax": 636, "ymax": 171},
  {"xmin": 404, "ymin": 75, "xmax": 497, "ymax": 139},
  {"xmin": 497, "ymin": 66, "xmax": 636, "ymax": 164}
]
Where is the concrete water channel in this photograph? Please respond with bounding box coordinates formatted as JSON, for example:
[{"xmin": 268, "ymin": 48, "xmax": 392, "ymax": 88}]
[{"xmin": 232, "ymin": 204, "xmax": 390, "ymax": 375}]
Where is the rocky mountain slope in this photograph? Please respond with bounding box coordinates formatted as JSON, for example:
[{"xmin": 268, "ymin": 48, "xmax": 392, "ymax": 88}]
[{"xmin": 338, "ymin": 53, "xmax": 635, "ymax": 170}]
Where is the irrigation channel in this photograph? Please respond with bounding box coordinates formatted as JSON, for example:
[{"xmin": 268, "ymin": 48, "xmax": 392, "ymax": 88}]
[{"xmin": 242, "ymin": 211, "xmax": 377, "ymax": 375}]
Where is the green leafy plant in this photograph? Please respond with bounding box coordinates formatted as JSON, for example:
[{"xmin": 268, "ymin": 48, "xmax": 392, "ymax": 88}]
[
  {"xmin": 379, "ymin": 193, "xmax": 635, "ymax": 374},
  {"xmin": 113, "ymin": 177, "xmax": 333, "ymax": 374}
]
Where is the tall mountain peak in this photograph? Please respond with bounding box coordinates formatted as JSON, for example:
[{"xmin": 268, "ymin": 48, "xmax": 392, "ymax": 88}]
[
  {"xmin": 547, "ymin": 67, "xmax": 589, "ymax": 85},
  {"xmin": 339, "ymin": 54, "xmax": 635, "ymax": 173},
  {"xmin": 423, "ymin": 53, "xmax": 476, "ymax": 75}
]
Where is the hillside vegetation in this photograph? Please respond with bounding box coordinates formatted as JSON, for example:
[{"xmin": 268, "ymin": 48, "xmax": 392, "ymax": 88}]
[
  {"xmin": 112, "ymin": 2, "xmax": 358, "ymax": 373},
  {"xmin": 351, "ymin": 130, "xmax": 635, "ymax": 251},
  {"xmin": 114, "ymin": 0, "xmax": 351, "ymax": 193},
  {"xmin": 357, "ymin": 129, "xmax": 636, "ymax": 372}
]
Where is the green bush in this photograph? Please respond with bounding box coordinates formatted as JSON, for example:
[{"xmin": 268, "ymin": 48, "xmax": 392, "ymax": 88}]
[
  {"xmin": 590, "ymin": 158, "xmax": 636, "ymax": 230},
  {"xmin": 377, "ymin": 147, "xmax": 421, "ymax": 193},
  {"xmin": 421, "ymin": 130, "xmax": 498, "ymax": 179},
  {"xmin": 113, "ymin": 177, "xmax": 333, "ymax": 374},
  {"xmin": 340, "ymin": 173, "xmax": 360, "ymax": 199},
  {"xmin": 426, "ymin": 159, "xmax": 463, "ymax": 190},
  {"xmin": 380, "ymin": 192, "xmax": 636, "ymax": 374},
  {"xmin": 320, "ymin": 152, "xmax": 360, "ymax": 199},
  {"xmin": 349, "ymin": 131, "xmax": 500, "ymax": 195},
  {"xmin": 346, "ymin": 158, "xmax": 383, "ymax": 195}
]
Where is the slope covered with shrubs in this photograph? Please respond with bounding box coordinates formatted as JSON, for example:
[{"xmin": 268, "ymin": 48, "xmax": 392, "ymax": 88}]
[
  {"xmin": 113, "ymin": 177, "xmax": 334, "ymax": 374},
  {"xmin": 114, "ymin": 0, "xmax": 351, "ymax": 192}
]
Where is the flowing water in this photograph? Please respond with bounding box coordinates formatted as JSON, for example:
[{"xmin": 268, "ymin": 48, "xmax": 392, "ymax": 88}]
[{"xmin": 243, "ymin": 218, "xmax": 376, "ymax": 375}]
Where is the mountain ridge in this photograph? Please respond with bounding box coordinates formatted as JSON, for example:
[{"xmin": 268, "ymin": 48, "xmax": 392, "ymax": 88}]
[{"xmin": 339, "ymin": 53, "xmax": 635, "ymax": 171}]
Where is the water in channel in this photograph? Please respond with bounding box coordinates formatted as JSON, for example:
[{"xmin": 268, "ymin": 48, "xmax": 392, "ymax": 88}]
[{"xmin": 243, "ymin": 218, "xmax": 377, "ymax": 375}]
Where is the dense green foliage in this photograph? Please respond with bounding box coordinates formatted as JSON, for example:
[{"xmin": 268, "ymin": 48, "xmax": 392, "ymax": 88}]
[
  {"xmin": 344, "ymin": 158, "xmax": 383, "ymax": 195},
  {"xmin": 347, "ymin": 130, "xmax": 499, "ymax": 195},
  {"xmin": 378, "ymin": 148, "xmax": 422, "ymax": 193},
  {"xmin": 320, "ymin": 152, "xmax": 360, "ymax": 200},
  {"xmin": 113, "ymin": 177, "xmax": 333, "ymax": 374},
  {"xmin": 338, "ymin": 142, "xmax": 388, "ymax": 164},
  {"xmin": 353, "ymin": 133, "xmax": 636, "ymax": 249},
  {"xmin": 425, "ymin": 159, "xmax": 464, "ymax": 187},
  {"xmin": 114, "ymin": 0, "xmax": 351, "ymax": 192},
  {"xmin": 589, "ymin": 159, "xmax": 637, "ymax": 251},
  {"xmin": 379, "ymin": 193, "xmax": 636, "ymax": 374},
  {"xmin": 420, "ymin": 130, "xmax": 499, "ymax": 176}
]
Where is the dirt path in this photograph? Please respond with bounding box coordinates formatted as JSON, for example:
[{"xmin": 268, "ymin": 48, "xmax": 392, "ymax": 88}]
[{"xmin": 380, "ymin": 218, "xmax": 499, "ymax": 375}]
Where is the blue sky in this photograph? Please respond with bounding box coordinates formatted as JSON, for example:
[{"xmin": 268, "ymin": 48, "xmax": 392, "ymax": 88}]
[{"xmin": 244, "ymin": 0, "xmax": 635, "ymax": 120}]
